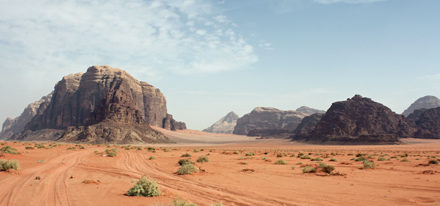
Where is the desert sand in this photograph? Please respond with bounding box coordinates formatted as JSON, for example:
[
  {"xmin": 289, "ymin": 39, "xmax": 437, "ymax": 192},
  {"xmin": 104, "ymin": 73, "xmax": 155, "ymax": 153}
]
[{"xmin": 1, "ymin": 131, "xmax": 440, "ymax": 206}]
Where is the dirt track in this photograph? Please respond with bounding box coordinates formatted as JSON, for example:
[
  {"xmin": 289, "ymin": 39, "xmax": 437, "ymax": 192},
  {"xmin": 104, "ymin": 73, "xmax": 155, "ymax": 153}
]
[{"xmin": 1, "ymin": 137, "xmax": 440, "ymax": 206}]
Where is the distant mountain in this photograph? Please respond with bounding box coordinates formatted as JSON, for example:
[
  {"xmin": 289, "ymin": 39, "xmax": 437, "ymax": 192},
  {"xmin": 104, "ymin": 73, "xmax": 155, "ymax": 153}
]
[
  {"xmin": 402, "ymin": 96, "xmax": 440, "ymax": 117},
  {"xmin": 203, "ymin": 112, "xmax": 239, "ymax": 134},
  {"xmin": 300, "ymin": 95, "xmax": 413, "ymax": 144},
  {"xmin": 296, "ymin": 106, "xmax": 325, "ymax": 115},
  {"xmin": 0, "ymin": 93, "xmax": 52, "ymax": 139},
  {"xmin": 233, "ymin": 107, "xmax": 307, "ymax": 137}
]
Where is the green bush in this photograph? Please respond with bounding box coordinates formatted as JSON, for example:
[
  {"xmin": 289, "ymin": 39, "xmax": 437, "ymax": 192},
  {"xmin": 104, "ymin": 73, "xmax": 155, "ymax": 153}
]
[
  {"xmin": 362, "ymin": 160, "xmax": 376, "ymax": 169},
  {"xmin": 428, "ymin": 160, "xmax": 438, "ymax": 165},
  {"xmin": 274, "ymin": 159, "xmax": 287, "ymax": 165},
  {"xmin": 0, "ymin": 146, "xmax": 18, "ymax": 154},
  {"xmin": 245, "ymin": 152, "xmax": 256, "ymax": 156},
  {"xmin": 300, "ymin": 155, "xmax": 311, "ymax": 159},
  {"xmin": 401, "ymin": 158, "xmax": 409, "ymax": 162},
  {"xmin": 319, "ymin": 163, "xmax": 335, "ymax": 174},
  {"xmin": 193, "ymin": 149, "xmax": 199, "ymax": 153},
  {"xmin": 177, "ymin": 163, "xmax": 198, "ymax": 175},
  {"xmin": 178, "ymin": 159, "xmax": 193, "ymax": 166},
  {"xmin": 302, "ymin": 166, "xmax": 316, "ymax": 173},
  {"xmin": 25, "ymin": 146, "xmax": 34, "ymax": 150},
  {"xmin": 0, "ymin": 159, "xmax": 20, "ymax": 171},
  {"xmin": 354, "ymin": 156, "xmax": 368, "ymax": 162},
  {"xmin": 126, "ymin": 176, "xmax": 161, "ymax": 197},
  {"xmin": 329, "ymin": 158, "xmax": 338, "ymax": 162},
  {"xmin": 181, "ymin": 153, "xmax": 192, "ymax": 157},
  {"xmin": 377, "ymin": 157, "xmax": 387, "ymax": 161},
  {"xmin": 105, "ymin": 148, "xmax": 117, "ymax": 157},
  {"xmin": 170, "ymin": 199, "xmax": 197, "ymax": 206},
  {"xmin": 34, "ymin": 144, "xmax": 46, "ymax": 149},
  {"xmin": 149, "ymin": 156, "xmax": 156, "ymax": 160},
  {"xmin": 196, "ymin": 156, "xmax": 209, "ymax": 163},
  {"xmin": 311, "ymin": 157, "xmax": 323, "ymax": 161}
]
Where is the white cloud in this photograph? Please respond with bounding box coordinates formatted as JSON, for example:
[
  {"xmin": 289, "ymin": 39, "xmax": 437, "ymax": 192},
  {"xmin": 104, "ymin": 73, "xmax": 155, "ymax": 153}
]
[
  {"xmin": 0, "ymin": 0, "xmax": 258, "ymax": 79},
  {"xmin": 313, "ymin": 0, "xmax": 386, "ymax": 4}
]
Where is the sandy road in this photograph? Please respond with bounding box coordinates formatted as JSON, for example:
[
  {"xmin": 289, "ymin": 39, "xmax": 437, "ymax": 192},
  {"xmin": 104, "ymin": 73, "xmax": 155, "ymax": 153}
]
[{"xmin": 0, "ymin": 150, "xmax": 90, "ymax": 206}]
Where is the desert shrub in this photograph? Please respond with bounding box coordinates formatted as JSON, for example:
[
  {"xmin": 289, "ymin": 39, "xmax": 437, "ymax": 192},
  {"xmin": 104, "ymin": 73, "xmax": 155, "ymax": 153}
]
[
  {"xmin": 377, "ymin": 157, "xmax": 387, "ymax": 161},
  {"xmin": 428, "ymin": 160, "xmax": 438, "ymax": 165},
  {"xmin": 276, "ymin": 153, "xmax": 285, "ymax": 158},
  {"xmin": 193, "ymin": 149, "xmax": 199, "ymax": 153},
  {"xmin": 274, "ymin": 160, "xmax": 287, "ymax": 165},
  {"xmin": 77, "ymin": 145, "xmax": 85, "ymax": 149},
  {"xmin": 319, "ymin": 163, "xmax": 335, "ymax": 174},
  {"xmin": 354, "ymin": 156, "xmax": 368, "ymax": 162},
  {"xmin": 67, "ymin": 147, "xmax": 76, "ymax": 150},
  {"xmin": 163, "ymin": 148, "xmax": 170, "ymax": 152},
  {"xmin": 329, "ymin": 158, "xmax": 338, "ymax": 162},
  {"xmin": 245, "ymin": 152, "xmax": 256, "ymax": 156},
  {"xmin": 239, "ymin": 162, "xmax": 248, "ymax": 165},
  {"xmin": 170, "ymin": 199, "xmax": 197, "ymax": 206},
  {"xmin": 177, "ymin": 163, "xmax": 198, "ymax": 175},
  {"xmin": 300, "ymin": 155, "xmax": 311, "ymax": 159},
  {"xmin": 147, "ymin": 147, "xmax": 156, "ymax": 152},
  {"xmin": 0, "ymin": 146, "xmax": 18, "ymax": 154},
  {"xmin": 356, "ymin": 153, "xmax": 366, "ymax": 157},
  {"xmin": 105, "ymin": 148, "xmax": 117, "ymax": 157},
  {"xmin": 126, "ymin": 176, "xmax": 161, "ymax": 197},
  {"xmin": 291, "ymin": 166, "xmax": 296, "ymax": 170},
  {"xmin": 302, "ymin": 166, "xmax": 316, "ymax": 173},
  {"xmin": 178, "ymin": 159, "xmax": 193, "ymax": 166},
  {"xmin": 311, "ymin": 157, "xmax": 323, "ymax": 161},
  {"xmin": 34, "ymin": 144, "xmax": 45, "ymax": 149},
  {"xmin": 196, "ymin": 156, "xmax": 209, "ymax": 163},
  {"xmin": 149, "ymin": 156, "xmax": 156, "ymax": 160},
  {"xmin": 0, "ymin": 159, "xmax": 20, "ymax": 171},
  {"xmin": 401, "ymin": 158, "xmax": 409, "ymax": 162},
  {"xmin": 25, "ymin": 146, "xmax": 34, "ymax": 150},
  {"xmin": 297, "ymin": 152, "xmax": 304, "ymax": 157},
  {"xmin": 234, "ymin": 151, "xmax": 240, "ymax": 154},
  {"xmin": 123, "ymin": 146, "xmax": 130, "ymax": 150},
  {"xmin": 181, "ymin": 153, "xmax": 192, "ymax": 157},
  {"xmin": 362, "ymin": 160, "xmax": 375, "ymax": 169},
  {"xmin": 210, "ymin": 203, "xmax": 223, "ymax": 206}
]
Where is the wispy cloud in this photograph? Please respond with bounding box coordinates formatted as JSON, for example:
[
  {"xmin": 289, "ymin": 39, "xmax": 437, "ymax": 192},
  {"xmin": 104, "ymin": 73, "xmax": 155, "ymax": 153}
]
[
  {"xmin": 313, "ymin": 0, "xmax": 386, "ymax": 4},
  {"xmin": 0, "ymin": 0, "xmax": 258, "ymax": 79},
  {"xmin": 420, "ymin": 73, "xmax": 440, "ymax": 81}
]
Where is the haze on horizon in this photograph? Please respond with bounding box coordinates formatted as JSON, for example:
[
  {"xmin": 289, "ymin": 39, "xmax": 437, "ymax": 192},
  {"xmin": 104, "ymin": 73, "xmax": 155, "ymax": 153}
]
[{"xmin": 0, "ymin": 0, "xmax": 439, "ymax": 130}]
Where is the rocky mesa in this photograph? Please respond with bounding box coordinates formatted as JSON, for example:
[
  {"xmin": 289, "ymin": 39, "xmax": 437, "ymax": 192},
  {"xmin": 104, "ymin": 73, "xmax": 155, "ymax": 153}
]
[
  {"xmin": 2, "ymin": 65, "xmax": 186, "ymax": 144},
  {"xmin": 232, "ymin": 107, "xmax": 320, "ymax": 137},
  {"xmin": 297, "ymin": 95, "xmax": 413, "ymax": 144}
]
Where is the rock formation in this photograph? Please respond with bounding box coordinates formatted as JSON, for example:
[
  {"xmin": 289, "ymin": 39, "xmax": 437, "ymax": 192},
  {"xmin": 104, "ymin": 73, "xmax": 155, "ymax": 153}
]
[
  {"xmin": 296, "ymin": 106, "xmax": 325, "ymax": 115},
  {"xmin": 407, "ymin": 107, "xmax": 440, "ymax": 138},
  {"xmin": 402, "ymin": 95, "xmax": 440, "ymax": 117},
  {"xmin": 0, "ymin": 93, "xmax": 52, "ymax": 139},
  {"xmin": 292, "ymin": 113, "xmax": 323, "ymax": 138},
  {"xmin": 203, "ymin": 112, "xmax": 239, "ymax": 134},
  {"xmin": 5, "ymin": 65, "xmax": 185, "ymax": 144},
  {"xmin": 304, "ymin": 95, "xmax": 413, "ymax": 144},
  {"xmin": 233, "ymin": 107, "xmax": 307, "ymax": 137}
]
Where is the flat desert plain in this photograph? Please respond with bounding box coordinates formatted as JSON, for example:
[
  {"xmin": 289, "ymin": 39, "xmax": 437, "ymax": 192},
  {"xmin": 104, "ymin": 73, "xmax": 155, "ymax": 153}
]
[{"xmin": 1, "ymin": 130, "xmax": 440, "ymax": 206}]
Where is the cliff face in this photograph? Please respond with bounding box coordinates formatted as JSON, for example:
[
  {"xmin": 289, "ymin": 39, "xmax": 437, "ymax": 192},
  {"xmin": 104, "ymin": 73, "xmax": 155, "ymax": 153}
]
[
  {"xmin": 6, "ymin": 65, "xmax": 185, "ymax": 144},
  {"xmin": 292, "ymin": 113, "xmax": 323, "ymax": 139},
  {"xmin": 203, "ymin": 112, "xmax": 239, "ymax": 134},
  {"xmin": 402, "ymin": 96, "xmax": 440, "ymax": 117},
  {"xmin": 407, "ymin": 107, "xmax": 440, "ymax": 139},
  {"xmin": 307, "ymin": 95, "xmax": 413, "ymax": 144},
  {"xmin": 233, "ymin": 107, "xmax": 306, "ymax": 137},
  {"xmin": 0, "ymin": 93, "xmax": 52, "ymax": 139}
]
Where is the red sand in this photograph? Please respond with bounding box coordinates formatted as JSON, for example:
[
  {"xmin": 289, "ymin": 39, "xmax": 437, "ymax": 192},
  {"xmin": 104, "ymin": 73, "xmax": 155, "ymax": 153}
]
[{"xmin": 1, "ymin": 134, "xmax": 440, "ymax": 206}]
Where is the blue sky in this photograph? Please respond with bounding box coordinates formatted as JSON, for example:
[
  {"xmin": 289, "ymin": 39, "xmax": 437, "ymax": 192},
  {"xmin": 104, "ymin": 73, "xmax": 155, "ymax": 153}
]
[{"xmin": 1, "ymin": 0, "xmax": 440, "ymax": 130}]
